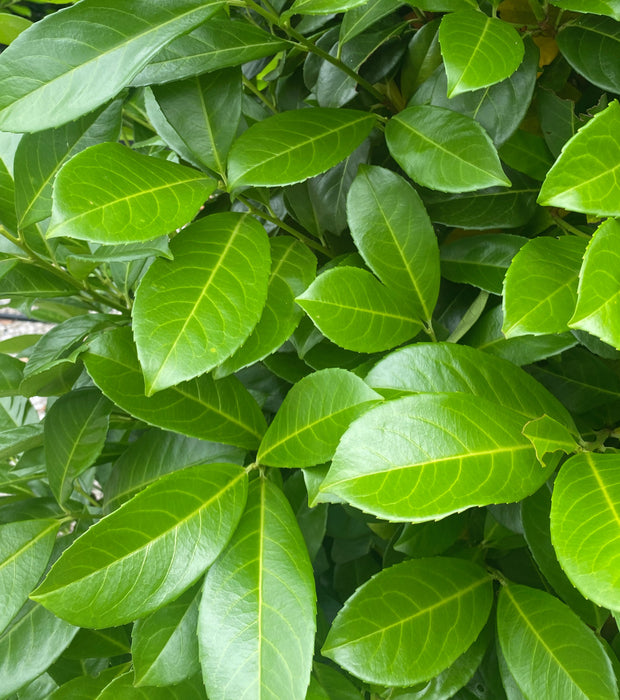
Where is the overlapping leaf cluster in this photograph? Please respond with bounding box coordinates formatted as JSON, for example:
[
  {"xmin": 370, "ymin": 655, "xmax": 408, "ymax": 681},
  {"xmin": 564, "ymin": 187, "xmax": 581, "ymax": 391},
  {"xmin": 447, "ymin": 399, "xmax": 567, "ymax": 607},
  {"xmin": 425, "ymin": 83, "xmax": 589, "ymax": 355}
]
[{"xmin": 0, "ymin": 0, "xmax": 619, "ymax": 698}]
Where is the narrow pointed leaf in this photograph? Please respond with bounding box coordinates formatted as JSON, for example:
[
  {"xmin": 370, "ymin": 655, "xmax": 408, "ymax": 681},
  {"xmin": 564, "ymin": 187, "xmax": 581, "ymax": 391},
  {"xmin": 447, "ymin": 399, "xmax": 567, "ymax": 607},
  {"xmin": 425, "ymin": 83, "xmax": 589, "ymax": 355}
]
[
  {"xmin": 297, "ymin": 267, "xmax": 423, "ymax": 353},
  {"xmin": 48, "ymin": 143, "xmax": 215, "ymax": 243},
  {"xmin": 551, "ymin": 452, "xmax": 620, "ymax": 609},
  {"xmin": 286, "ymin": 0, "xmax": 368, "ymax": 15},
  {"xmin": 257, "ymin": 368, "xmax": 382, "ymax": 468},
  {"xmin": 0, "ymin": 519, "xmax": 59, "ymax": 634},
  {"xmin": 321, "ymin": 393, "xmax": 546, "ymax": 521},
  {"xmin": 32, "ymin": 462, "xmax": 248, "ymax": 628},
  {"xmin": 323, "ymin": 557, "xmax": 493, "ymax": 686},
  {"xmin": 83, "ymin": 327, "xmax": 267, "ymax": 449},
  {"xmin": 347, "ymin": 165, "xmax": 440, "ymax": 322},
  {"xmin": 228, "ymin": 108, "xmax": 376, "ymax": 189},
  {"xmin": 199, "ymin": 478, "xmax": 316, "ymax": 700},
  {"xmin": 522, "ymin": 415, "xmax": 578, "ymax": 466},
  {"xmin": 502, "ymin": 236, "xmax": 587, "ymax": 337},
  {"xmin": 538, "ymin": 100, "xmax": 620, "ymax": 216},
  {"xmin": 569, "ymin": 218, "xmax": 620, "ymax": 348},
  {"xmin": 498, "ymin": 583, "xmax": 618, "ymax": 700},
  {"xmin": 0, "ymin": 0, "xmax": 224, "ymax": 132},
  {"xmin": 133, "ymin": 213, "xmax": 270, "ymax": 393},
  {"xmin": 386, "ymin": 105, "xmax": 510, "ymax": 192}
]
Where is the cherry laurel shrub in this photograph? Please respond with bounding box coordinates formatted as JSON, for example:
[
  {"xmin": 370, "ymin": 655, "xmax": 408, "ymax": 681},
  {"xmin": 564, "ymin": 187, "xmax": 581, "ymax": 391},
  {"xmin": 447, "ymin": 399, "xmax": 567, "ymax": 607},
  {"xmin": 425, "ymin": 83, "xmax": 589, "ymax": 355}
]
[{"xmin": 0, "ymin": 0, "xmax": 619, "ymax": 697}]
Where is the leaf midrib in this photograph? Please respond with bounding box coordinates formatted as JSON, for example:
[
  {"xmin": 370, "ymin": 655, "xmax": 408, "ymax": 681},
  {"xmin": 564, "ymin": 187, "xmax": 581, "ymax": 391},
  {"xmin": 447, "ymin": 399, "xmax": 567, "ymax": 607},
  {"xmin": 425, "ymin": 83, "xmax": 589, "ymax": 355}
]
[{"xmin": 0, "ymin": 521, "xmax": 58, "ymax": 574}]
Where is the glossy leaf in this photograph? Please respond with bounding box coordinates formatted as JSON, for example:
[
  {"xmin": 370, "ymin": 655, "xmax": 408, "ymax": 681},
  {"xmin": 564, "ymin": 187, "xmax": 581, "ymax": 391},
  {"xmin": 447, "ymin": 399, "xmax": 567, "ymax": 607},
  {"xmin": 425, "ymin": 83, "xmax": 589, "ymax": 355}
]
[
  {"xmin": 48, "ymin": 143, "xmax": 215, "ymax": 243},
  {"xmin": 297, "ymin": 267, "xmax": 423, "ymax": 353},
  {"xmin": 32, "ymin": 462, "xmax": 248, "ymax": 627},
  {"xmin": 538, "ymin": 100, "xmax": 620, "ymax": 216},
  {"xmin": 0, "ymin": 0, "xmax": 224, "ymax": 132},
  {"xmin": 521, "ymin": 415, "xmax": 578, "ymax": 466},
  {"xmin": 257, "ymin": 368, "xmax": 381, "ymax": 468},
  {"xmin": 83, "ymin": 327, "xmax": 267, "ymax": 449},
  {"xmin": 569, "ymin": 218, "xmax": 620, "ymax": 348},
  {"xmin": 386, "ymin": 105, "xmax": 510, "ymax": 192},
  {"xmin": 551, "ymin": 452, "xmax": 620, "ymax": 610},
  {"xmin": 551, "ymin": 0, "xmax": 620, "ymax": 20},
  {"xmin": 133, "ymin": 585, "xmax": 200, "ymax": 687},
  {"xmin": 347, "ymin": 165, "xmax": 440, "ymax": 322},
  {"xmin": 502, "ymin": 236, "xmax": 587, "ymax": 337},
  {"xmin": 439, "ymin": 10, "xmax": 524, "ymax": 96},
  {"xmin": 132, "ymin": 213, "xmax": 270, "ymax": 393},
  {"xmin": 227, "ymin": 108, "xmax": 376, "ymax": 189},
  {"xmin": 323, "ymin": 557, "xmax": 493, "ymax": 686},
  {"xmin": 44, "ymin": 387, "xmax": 111, "ymax": 506},
  {"xmin": 199, "ymin": 478, "xmax": 316, "ymax": 700},
  {"xmin": 0, "ymin": 519, "xmax": 59, "ymax": 634},
  {"xmin": 498, "ymin": 583, "xmax": 618, "ymax": 700},
  {"xmin": 321, "ymin": 393, "xmax": 546, "ymax": 521},
  {"xmin": 286, "ymin": 0, "xmax": 368, "ymax": 15},
  {"xmin": 96, "ymin": 670, "xmax": 207, "ymax": 699},
  {"xmin": 340, "ymin": 0, "xmax": 403, "ymax": 44},
  {"xmin": 498, "ymin": 129, "xmax": 554, "ymax": 181}
]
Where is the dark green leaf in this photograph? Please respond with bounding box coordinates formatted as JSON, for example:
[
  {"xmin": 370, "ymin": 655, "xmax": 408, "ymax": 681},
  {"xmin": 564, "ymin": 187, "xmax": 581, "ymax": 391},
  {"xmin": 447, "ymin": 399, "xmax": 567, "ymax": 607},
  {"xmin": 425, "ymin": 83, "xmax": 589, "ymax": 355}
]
[
  {"xmin": 0, "ymin": 353, "xmax": 24, "ymax": 396},
  {"xmin": 49, "ymin": 664, "xmax": 130, "ymax": 700},
  {"xmin": 537, "ymin": 89, "xmax": 578, "ymax": 158},
  {"xmin": 498, "ymin": 129, "xmax": 554, "ymax": 181},
  {"xmin": 0, "ymin": 423, "xmax": 44, "ymax": 460}
]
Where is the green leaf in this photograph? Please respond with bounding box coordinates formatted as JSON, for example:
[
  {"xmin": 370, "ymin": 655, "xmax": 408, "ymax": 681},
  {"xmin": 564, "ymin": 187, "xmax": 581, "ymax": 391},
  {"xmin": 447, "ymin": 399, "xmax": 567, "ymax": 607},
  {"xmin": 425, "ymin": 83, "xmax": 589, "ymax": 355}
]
[
  {"xmin": 365, "ymin": 342, "xmax": 575, "ymax": 428},
  {"xmin": 0, "ymin": 423, "xmax": 44, "ymax": 460},
  {"xmin": 521, "ymin": 415, "xmax": 578, "ymax": 466},
  {"xmin": 48, "ymin": 143, "xmax": 215, "ymax": 243},
  {"xmin": 0, "ymin": 602, "xmax": 77, "ymax": 699},
  {"xmin": 569, "ymin": 218, "xmax": 620, "ymax": 348},
  {"xmin": 537, "ymin": 89, "xmax": 578, "ymax": 159},
  {"xmin": 323, "ymin": 557, "xmax": 493, "ymax": 686},
  {"xmin": 347, "ymin": 165, "xmax": 440, "ymax": 322},
  {"xmin": 0, "ymin": 353, "xmax": 24, "ymax": 397},
  {"xmin": 133, "ymin": 585, "xmax": 200, "ymax": 687},
  {"xmin": 49, "ymin": 664, "xmax": 130, "ymax": 700},
  {"xmin": 199, "ymin": 478, "xmax": 316, "ymax": 700},
  {"xmin": 497, "ymin": 583, "xmax": 618, "ymax": 700},
  {"xmin": 552, "ymin": 0, "xmax": 620, "ymax": 20},
  {"xmin": 394, "ymin": 514, "xmax": 465, "ymax": 558},
  {"xmin": 296, "ymin": 267, "xmax": 423, "ymax": 353},
  {"xmin": 308, "ymin": 661, "xmax": 363, "ymax": 699},
  {"xmin": 104, "ymin": 429, "xmax": 244, "ymax": 513},
  {"xmin": 257, "ymin": 368, "xmax": 381, "ymax": 468},
  {"xmin": 215, "ymin": 236, "xmax": 317, "ymax": 377},
  {"xmin": 551, "ymin": 452, "xmax": 620, "ymax": 610},
  {"xmin": 441, "ymin": 234, "xmax": 527, "ymax": 294},
  {"xmin": 0, "ymin": 519, "xmax": 59, "ymax": 634},
  {"xmin": 340, "ymin": 0, "xmax": 403, "ymax": 44},
  {"xmin": 44, "ymin": 387, "xmax": 112, "ymax": 506},
  {"xmin": 83, "ymin": 327, "xmax": 267, "ymax": 449},
  {"xmin": 502, "ymin": 236, "xmax": 587, "ymax": 337},
  {"xmin": 132, "ymin": 19, "xmax": 290, "ymax": 86},
  {"xmin": 439, "ymin": 10, "xmax": 524, "ymax": 97},
  {"xmin": 0, "ymin": 12, "xmax": 31, "ymax": 45},
  {"xmin": 286, "ymin": 0, "xmax": 369, "ymax": 16},
  {"xmin": 386, "ymin": 105, "xmax": 510, "ymax": 192},
  {"xmin": 0, "ymin": 260, "xmax": 75, "ymax": 297},
  {"xmin": 14, "ymin": 100, "xmax": 122, "ymax": 229},
  {"xmin": 227, "ymin": 108, "xmax": 376, "ymax": 189},
  {"xmin": 64, "ymin": 626, "xmax": 131, "ymax": 659},
  {"xmin": 498, "ymin": 129, "xmax": 554, "ymax": 181},
  {"xmin": 557, "ymin": 15, "xmax": 620, "ymax": 93},
  {"xmin": 132, "ymin": 213, "xmax": 270, "ymax": 394},
  {"xmin": 32, "ymin": 462, "xmax": 248, "ymax": 627},
  {"xmin": 320, "ymin": 393, "xmax": 547, "ymax": 521},
  {"xmin": 0, "ymin": 0, "xmax": 224, "ymax": 132},
  {"xmin": 96, "ymin": 670, "xmax": 207, "ymax": 699},
  {"xmin": 538, "ymin": 100, "xmax": 620, "ymax": 216}
]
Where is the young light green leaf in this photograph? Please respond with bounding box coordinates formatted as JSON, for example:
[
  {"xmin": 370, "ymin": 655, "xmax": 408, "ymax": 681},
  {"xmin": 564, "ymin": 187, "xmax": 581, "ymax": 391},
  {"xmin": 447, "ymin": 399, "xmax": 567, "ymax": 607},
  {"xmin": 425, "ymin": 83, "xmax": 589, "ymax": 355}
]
[
  {"xmin": 84, "ymin": 327, "xmax": 267, "ymax": 449},
  {"xmin": 439, "ymin": 10, "xmax": 524, "ymax": 96},
  {"xmin": 257, "ymin": 368, "xmax": 381, "ymax": 468},
  {"xmin": 199, "ymin": 478, "xmax": 316, "ymax": 700},
  {"xmin": 286, "ymin": 0, "xmax": 369, "ymax": 16},
  {"xmin": 552, "ymin": 0, "xmax": 620, "ymax": 21},
  {"xmin": 48, "ymin": 143, "xmax": 215, "ymax": 243},
  {"xmin": 386, "ymin": 105, "xmax": 510, "ymax": 192},
  {"xmin": 551, "ymin": 452, "xmax": 620, "ymax": 610},
  {"xmin": 498, "ymin": 583, "xmax": 618, "ymax": 700},
  {"xmin": 0, "ymin": 602, "xmax": 77, "ymax": 699},
  {"xmin": 321, "ymin": 393, "xmax": 547, "ymax": 521},
  {"xmin": 0, "ymin": 353, "xmax": 24, "ymax": 397},
  {"xmin": 538, "ymin": 100, "xmax": 620, "ymax": 216},
  {"xmin": 441, "ymin": 234, "xmax": 527, "ymax": 293},
  {"xmin": 0, "ymin": 0, "xmax": 224, "ymax": 132},
  {"xmin": 227, "ymin": 108, "xmax": 376, "ymax": 189},
  {"xmin": 132, "ymin": 213, "xmax": 270, "ymax": 394},
  {"xmin": 0, "ymin": 519, "xmax": 59, "ymax": 634},
  {"xmin": 133, "ymin": 585, "xmax": 201, "ymax": 687},
  {"xmin": 569, "ymin": 218, "xmax": 620, "ymax": 348},
  {"xmin": 44, "ymin": 387, "xmax": 112, "ymax": 506},
  {"xmin": 521, "ymin": 415, "xmax": 578, "ymax": 466},
  {"xmin": 347, "ymin": 165, "xmax": 440, "ymax": 322},
  {"xmin": 502, "ymin": 236, "xmax": 587, "ymax": 337},
  {"xmin": 296, "ymin": 267, "xmax": 423, "ymax": 353},
  {"xmin": 132, "ymin": 19, "xmax": 290, "ymax": 86},
  {"xmin": 215, "ymin": 236, "xmax": 317, "ymax": 377},
  {"xmin": 32, "ymin": 462, "xmax": 248, "ymax": 628},
  {"xmin": 323, "ymin": 557, "xmax": 493, "ymax": 686},
  {"xmin": 557, "ymin": 15, "xmax": 620, "ymax": 93}
]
